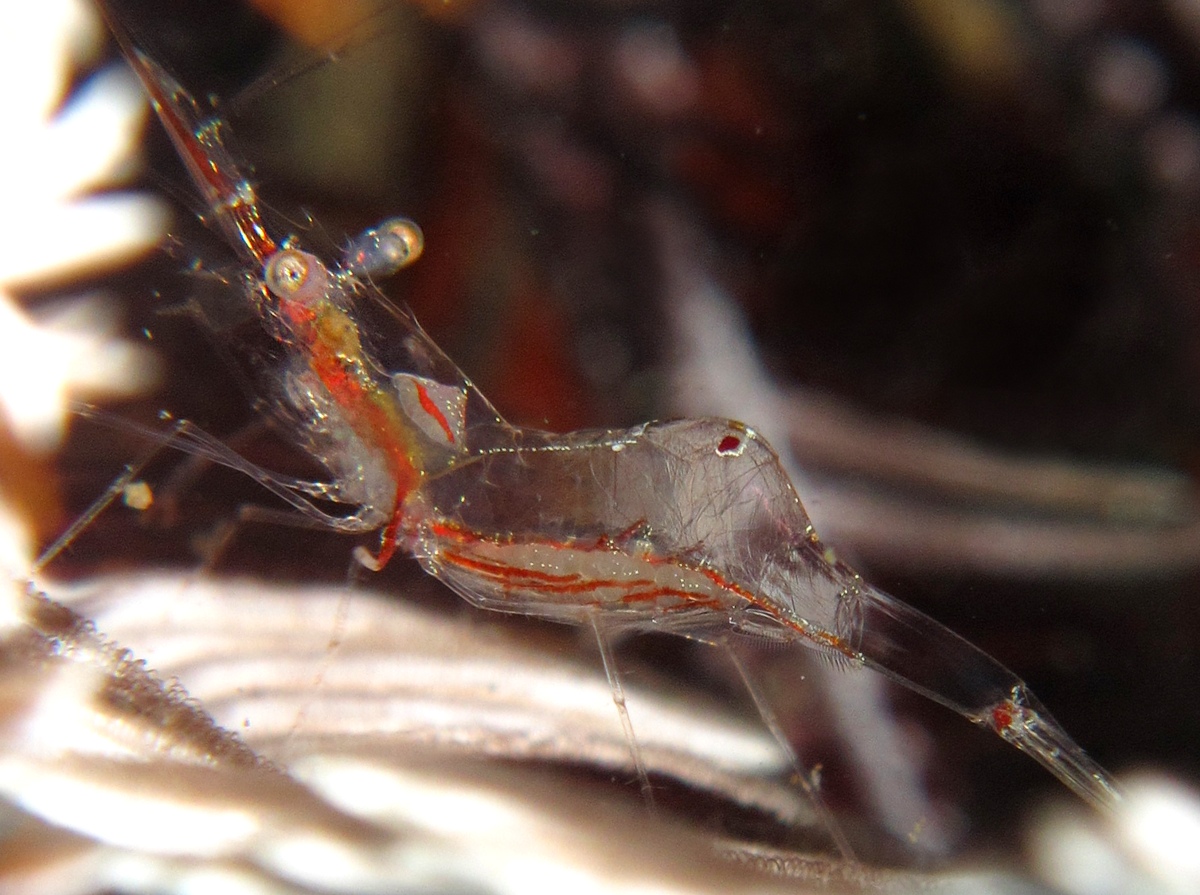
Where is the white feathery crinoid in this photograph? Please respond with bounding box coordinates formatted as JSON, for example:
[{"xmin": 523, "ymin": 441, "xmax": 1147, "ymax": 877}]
[{"xmin": 0, "ymin": 0, "xmax": 166, "ymax": 569}]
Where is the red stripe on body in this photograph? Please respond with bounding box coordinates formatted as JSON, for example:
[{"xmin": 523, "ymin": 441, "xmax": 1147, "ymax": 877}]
[
  {"xmin": 303, "ymin": 332, "xmax": 420, "ymax": 571},
  {"xmin": 440, "ymin": 548, "xmax": 723, "ymax": 611},
  {"xmin": 440, "ymin": 549, "xmax": 585, "ymax": 586},
  {"xmin": 432, "ymin": 520, "xmax": 859, "ymax": 654},
  {"xmin": 415, "ymin": 382, "xmax": 456, "ymax": 443}
]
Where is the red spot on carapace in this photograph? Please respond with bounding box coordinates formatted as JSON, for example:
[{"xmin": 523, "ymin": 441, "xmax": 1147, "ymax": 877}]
[
  {"xmin": 415, "ymin": 381, "xmax": 456, "ymax": 444},
  {"xmin": 992, "ymin": 704, "xmax": 1014, "ymax": 731},
  {"xmin": 717, "ymin": 435, "xmax": 741, "ymax": 454}
]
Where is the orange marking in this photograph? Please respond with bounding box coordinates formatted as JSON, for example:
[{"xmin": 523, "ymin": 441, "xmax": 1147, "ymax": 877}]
[
  {"xmin": 717, "ymin": 434, "xmax": 740, "ymax": 454},
  {"xmin": 415, "ymin": 381, "xmax": 456, "ymax": 444},
  {"xmin": 595, "ymin": 518, "xmax": 648, "ymax": 550},
  {"xmin": 697, "ymin": 566, "xmax": 753, "ymax": 600},
  {"xmin": 281, "ymin": 297, "xmax": 316, "ymax": 328},
  {"xmin": 619, "ymin": 587, "xmax": 724, "ymax": 610},
  {"xmin": 441, "ymin": 549, "xmax": 585, "ymax": 586},
  {"xmin": 992, "ymin": 704, "xmax": 1014, "ymax": 731},
  {"xmin": 429, "ymin": 519, "xmax": 478, "ymax": 542},
  {"xmin": 365, "ymin": 482, "xmax": 406, "ymax": 570},
  {"xmin": 126, "ymin": 53, "xmax": 277, "ymax": 264},
  {"xmin": 430, "ymin": 519, "xmax": 859, "ymax": 656},
  {"xmin": 299, "ymin": 324, "xmax": 420, "ymax": 574},
  {"xmin": 441, "ymin": 550, "xmax": 649, "ymax": 596},
  {"xmin": 440, "ymin": 548, "xmax": 724, "ymax": 610}
]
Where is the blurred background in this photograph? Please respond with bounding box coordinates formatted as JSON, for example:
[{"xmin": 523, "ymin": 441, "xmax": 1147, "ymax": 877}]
[{"xmin": 5, "ymin": 0, "xmax": 1200, "ymax": 890}]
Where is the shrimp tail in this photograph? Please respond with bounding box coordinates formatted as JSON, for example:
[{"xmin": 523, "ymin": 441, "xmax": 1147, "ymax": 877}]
[{"xmin": 851, "ymin": 583, "xmax": 1122, "ymax": 812}]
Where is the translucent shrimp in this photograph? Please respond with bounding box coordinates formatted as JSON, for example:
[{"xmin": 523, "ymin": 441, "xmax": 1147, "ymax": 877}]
[{"xmin": 86, "ymin": 1, "xmax": 1120, "ymax": 828}]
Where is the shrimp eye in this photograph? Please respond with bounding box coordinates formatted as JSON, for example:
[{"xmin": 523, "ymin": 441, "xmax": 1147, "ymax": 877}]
[
  {"xmin": 264, "ymin": 249, "xmax": 329, "ymax": 305},
  {"xmin": 380, "ymin": 218, "xmax": 424, "ymax": 269},
  {"xmin": 345, "ymin": 217, "xmax": 425, "ymax": 278}
]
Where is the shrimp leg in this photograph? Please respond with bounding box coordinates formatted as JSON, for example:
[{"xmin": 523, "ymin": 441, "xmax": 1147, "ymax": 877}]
[{"xmin": 590, "ymin": 615, "xmax": 656, "ymax": 810}]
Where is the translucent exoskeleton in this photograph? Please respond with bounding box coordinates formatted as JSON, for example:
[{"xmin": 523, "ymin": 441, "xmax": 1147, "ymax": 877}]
[{"xmin": 51, "ymin": 0, "xmax": 1121, "ymax": 852}]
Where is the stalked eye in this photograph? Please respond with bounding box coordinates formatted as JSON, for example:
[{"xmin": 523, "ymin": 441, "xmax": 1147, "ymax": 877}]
[
  {"xmin": 264, "ymin": 249, "xmax": 329, "ymax": 305},
  {"xmin": 345, "ymin": 217, "xmax": 425, "ymax": 278}
]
